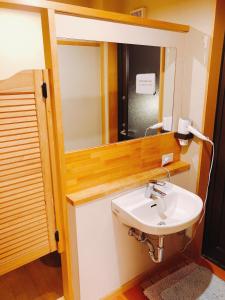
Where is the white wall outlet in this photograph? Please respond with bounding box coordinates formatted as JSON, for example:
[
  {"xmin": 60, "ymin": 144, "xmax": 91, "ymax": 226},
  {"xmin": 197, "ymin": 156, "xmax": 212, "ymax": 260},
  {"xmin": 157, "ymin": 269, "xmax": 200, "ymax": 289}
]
[{"xmin": 162, "ymin": 153, "xmax": 174, "ymax": 166}]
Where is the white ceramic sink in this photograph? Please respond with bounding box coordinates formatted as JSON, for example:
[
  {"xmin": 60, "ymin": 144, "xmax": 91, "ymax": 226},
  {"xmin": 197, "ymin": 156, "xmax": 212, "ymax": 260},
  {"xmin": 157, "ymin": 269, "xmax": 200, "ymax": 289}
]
[{"xmin": 112, "ymin": 182, "xmax": 203, "ymax": 235}]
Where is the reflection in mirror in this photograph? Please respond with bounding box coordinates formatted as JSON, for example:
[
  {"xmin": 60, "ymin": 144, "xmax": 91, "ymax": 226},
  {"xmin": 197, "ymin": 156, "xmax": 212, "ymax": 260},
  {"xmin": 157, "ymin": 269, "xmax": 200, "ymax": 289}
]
[{"xmin": 57, "ymin": 40, "xmax": 176, "ymax": 152}]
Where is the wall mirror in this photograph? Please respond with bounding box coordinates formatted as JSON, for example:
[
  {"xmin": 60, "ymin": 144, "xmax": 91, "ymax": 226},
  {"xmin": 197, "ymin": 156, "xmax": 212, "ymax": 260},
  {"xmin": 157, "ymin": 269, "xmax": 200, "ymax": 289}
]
[{"xmin": 57, "ymin": 39, "xmax": 176, "ymax": 152}]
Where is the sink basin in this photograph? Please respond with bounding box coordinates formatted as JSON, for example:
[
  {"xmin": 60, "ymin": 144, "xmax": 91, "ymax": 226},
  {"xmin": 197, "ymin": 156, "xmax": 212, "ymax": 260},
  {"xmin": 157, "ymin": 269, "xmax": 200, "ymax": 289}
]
[{"xmin": 112, "ymin": 182, "xmax": 203, "ymax": 235}]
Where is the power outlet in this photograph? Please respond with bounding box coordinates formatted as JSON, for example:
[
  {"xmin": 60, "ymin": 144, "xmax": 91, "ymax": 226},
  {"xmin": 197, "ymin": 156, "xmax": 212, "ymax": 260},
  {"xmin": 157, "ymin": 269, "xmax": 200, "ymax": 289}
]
[{"xmin": 162, "ymin": 153, "xmax": 174, "ymax": 166}]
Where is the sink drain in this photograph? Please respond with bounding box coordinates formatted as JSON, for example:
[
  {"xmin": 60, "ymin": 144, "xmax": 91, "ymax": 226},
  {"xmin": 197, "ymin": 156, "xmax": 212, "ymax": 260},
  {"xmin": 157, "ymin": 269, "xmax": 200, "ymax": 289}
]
[{"xmin": 158, "ymin": 221, "xmax": 166, "ymax": 226}]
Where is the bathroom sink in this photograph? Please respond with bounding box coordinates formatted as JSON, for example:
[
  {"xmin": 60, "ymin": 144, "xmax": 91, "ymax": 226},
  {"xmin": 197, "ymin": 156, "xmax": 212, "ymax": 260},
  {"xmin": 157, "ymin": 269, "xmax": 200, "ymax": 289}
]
[{"xmin": 112, "ymin": 182, "xmax": 203, "ymax": 235}]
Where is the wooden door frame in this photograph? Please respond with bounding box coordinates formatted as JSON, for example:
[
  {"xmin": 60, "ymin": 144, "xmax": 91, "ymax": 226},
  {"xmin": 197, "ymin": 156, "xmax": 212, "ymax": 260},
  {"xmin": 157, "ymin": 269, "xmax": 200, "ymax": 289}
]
[
  {"xmin": 41, "ymin": 9, "xmax": 75, "ymax": 300},
  {"xmin": 159, "ymin": 47, "xmax": 165, "ymax": 122},
  {"xmin": 201, "ymin": 38, "xmax": 225, "ymax": 267},
  {"xmin": 57, "ymin": 39, "xmax": 100, "ymax": 47},
  {"xmin": 108, "ymin": 43, "xmax": 118, "ymax": 143},
  {"xmin": 193, "ymin": 0, "xmax": 225, "ymax": 270},
  {"xmin": 0, "ymin": 0, "xmax": 190, "ymax": 32}
]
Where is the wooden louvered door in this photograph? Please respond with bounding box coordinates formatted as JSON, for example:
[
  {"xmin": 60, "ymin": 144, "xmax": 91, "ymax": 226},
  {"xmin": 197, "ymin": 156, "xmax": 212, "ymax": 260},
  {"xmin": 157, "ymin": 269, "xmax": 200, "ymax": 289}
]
[{"xmin": 0, "ymin": 70, "xmax": 57, "ymax": 275}]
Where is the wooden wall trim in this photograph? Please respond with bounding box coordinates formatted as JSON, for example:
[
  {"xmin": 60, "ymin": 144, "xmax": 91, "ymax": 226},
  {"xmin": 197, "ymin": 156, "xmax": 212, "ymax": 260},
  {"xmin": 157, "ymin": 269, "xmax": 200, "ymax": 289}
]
[
  {"xmin": 34, "ymin": 70, "xmax": 57, "ymax": 252},
  {"xmin": 198, "ymin": 257, "xmax": 225, "ymax": 282},
  {"xmin": 41, "ymin": 7, "xmax": 65, "ymax": 256},
  {"xmin": 195, "ymin": 0, "xmax": 225, "ymax": 257},
  {"xmin": 0, "ymin": 0, "xmax": 190, "ymax": 33},
  {"xmin": 108, "ymin": 43, "xmax": 118, "ymax": 143},
  {"xmin": 57, "ymin": 39, "xmax": 100, "ymax": 47},
  {"xmin": 41, "ymin": 9, "xmax": 74, "ymax": 300},
  {"xmin": 65, "ymin": 132, "xmax": 181, "ymax": 194},
  {"xmin": 100, "ymin": 43, "xmax": 106, "ymax": 144},
  {"xmin": 159, "ymin": 47, "xmax": 165, "ymax": 122},
  {"xmin": 67, "ymin": 161, "xmax": 190, "ymax": 206}
]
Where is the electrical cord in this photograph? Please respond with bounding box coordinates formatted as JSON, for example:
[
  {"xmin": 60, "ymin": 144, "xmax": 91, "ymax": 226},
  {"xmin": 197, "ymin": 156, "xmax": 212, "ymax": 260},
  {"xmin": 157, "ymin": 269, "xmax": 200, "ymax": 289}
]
[
  {"xmin": 145, "ymin": 127, "xmax": 151, "ymax": 136},
  {"xmin": 161, "ymin": 166, "xmax": 171, "ymax": 182},
  {"xmin": 180, "ymin": 139, "xmax": 214, "ymax": 252}
]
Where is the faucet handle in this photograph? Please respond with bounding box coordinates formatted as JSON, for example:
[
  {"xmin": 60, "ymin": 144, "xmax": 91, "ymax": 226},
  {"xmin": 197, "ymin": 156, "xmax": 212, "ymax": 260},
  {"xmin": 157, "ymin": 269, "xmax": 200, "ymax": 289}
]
[
  {"xmin": 153, "ymin": 186, "xmax": 167, "ymax": 197},
  {"xmin": 148, "ymin": 180, "xmax": 166, "ymax": 186}
]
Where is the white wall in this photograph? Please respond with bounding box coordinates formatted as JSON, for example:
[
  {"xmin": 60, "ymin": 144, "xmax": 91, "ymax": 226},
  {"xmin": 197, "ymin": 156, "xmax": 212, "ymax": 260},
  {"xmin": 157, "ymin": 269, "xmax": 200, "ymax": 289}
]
[
  {"xmin": 69, "ymin": 188, "xmax": 184, "ymax": 300},
  {"xmin": 58, "ymin": 45, "xmax": 102, "ymax": 151},
  {"xmin": 174, "ymin": 27, "xmax": 211, "ymax": 192},
  {"xmin": 143, "ymin": 0, "xmax": 216, "ymax": 193},
  {"xmin": 120, "ymin": 0, "xmax": 215, "ymax": 35},
  {"xmin": 0, "ymin": 9, "xmax": 45, "ymax": 80},
  {"xmin": 163, "ymin": 47, "xmax": 176, "ymax": 119}
]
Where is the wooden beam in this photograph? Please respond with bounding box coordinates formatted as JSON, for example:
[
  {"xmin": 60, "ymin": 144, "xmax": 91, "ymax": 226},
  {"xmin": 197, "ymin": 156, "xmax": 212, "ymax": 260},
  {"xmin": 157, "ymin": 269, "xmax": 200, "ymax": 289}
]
[
  {"xmin": 108, "ymin": 43, "xmax": 118, "ymax": 143},
  {"xmin": 67, "ymin": 161, "xmax": 190, "ymax": 206},
  {"xmin": 57, "ymin": 39, "xmax": 100, "ymax": 47},
  {"xmin": 100, "ymin": 42, "xmax": 106, "ymax": 144},
  {"xmin": 159, "ymin": 47, "xmax": 165, "ymax": 122},
  {"xmin": 41, "ymin": 8, "xmax": 74, "ymax": 300},
  {"xmin": 65, "ymin": 132, "xmax": 182, "ymax": 194},
  {"xmin": 0, "ymin": 0, "xmax": 190, "ymax": 33}
]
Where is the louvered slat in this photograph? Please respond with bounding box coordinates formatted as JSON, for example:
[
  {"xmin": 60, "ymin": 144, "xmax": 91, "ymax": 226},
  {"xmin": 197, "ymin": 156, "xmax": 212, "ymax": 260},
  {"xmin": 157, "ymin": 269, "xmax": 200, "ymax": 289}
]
[
  {"xmin": 0, "ymin": 105, "xmax": 36, "ymax": 113},
  {"xmin": 0, "ymin": 237, "xmax": 49, "ymax": 261},
  {"xmin": 0, "ymin": 173, "xmax": 43, "ymax": 191},
  {"xmin": 0, "ymin": 163, "xmax": 42, "ymax": 181},
  {"xmin": 0, "ymin": 131, "xmax": 39, "ymax": 144},
  {"xmin": 0, "ymin": 116, "xmax": 37, "ymax": 125},
  {"xmin": 0, "ymin": 99, "xmax": 35, "ymax": 106},
  {"xmin": 0, "ymin": 217, "xmax": 48, "ymax": 240},
  {"xmin": 0, "ymin": 214, "xmax": 47, "ymax": 236},
  {"xmin": 0, "ymin": 197, "xmax": 45, "ymax": 216},
  {"xmin": 0, "ymin": 192, "xmax": 45, "ymax": 209},
  {"xmin": 0, "ymin": 186, "xmax": 44, "ymax": 204},
  {"xmin": 0, "ymin": 70, "xmax": 56, "ymax": 275},
  {"xmin": 0, "ymin": 152, "xmax": 41, "ymax": 167},
  {"xmin": 0, "ymin": 110, "xmax": 37, "ymax": 119},
  {"xmin": 0, "ymin": 94, "xmax": 34, "ymax": 100},
  {"xmin": 0, "ymin": 224, "xmax": 47, "ymax": 248},
  {"xmin": 0, "ymin": 121, "xmax": 38, "ymax": 131}
]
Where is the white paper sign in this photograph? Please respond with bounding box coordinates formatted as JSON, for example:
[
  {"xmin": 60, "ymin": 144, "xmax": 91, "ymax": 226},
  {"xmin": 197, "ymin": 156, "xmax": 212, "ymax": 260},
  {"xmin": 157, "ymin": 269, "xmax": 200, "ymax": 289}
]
[{"xmin": 136, "ymin": 73, "xmax": 156, "ymax": 95}]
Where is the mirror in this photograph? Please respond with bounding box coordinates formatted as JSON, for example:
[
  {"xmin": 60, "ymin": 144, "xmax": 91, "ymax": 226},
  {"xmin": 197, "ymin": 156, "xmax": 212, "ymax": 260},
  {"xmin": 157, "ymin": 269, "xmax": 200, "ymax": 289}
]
[{"xmin": 57, "ymin": 40, "xmax": 176, "ymax": 152}]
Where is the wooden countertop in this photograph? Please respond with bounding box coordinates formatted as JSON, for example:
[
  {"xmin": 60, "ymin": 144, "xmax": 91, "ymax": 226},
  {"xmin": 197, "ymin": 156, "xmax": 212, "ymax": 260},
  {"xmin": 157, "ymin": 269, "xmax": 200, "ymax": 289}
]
[{"xmin": 67, "ymin": 161, "xmax": 190, "ymax": 206}]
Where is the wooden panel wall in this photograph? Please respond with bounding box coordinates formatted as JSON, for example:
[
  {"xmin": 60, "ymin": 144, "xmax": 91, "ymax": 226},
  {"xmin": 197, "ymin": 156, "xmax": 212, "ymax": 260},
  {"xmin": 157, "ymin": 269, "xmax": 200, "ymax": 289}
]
[
  {"xmin": 0, "ymin": 70, "xmax": 56, "ymax": 275},
  {"xmin": 65, "ymin": 132, "xmax": 181, "ymax": 194}
]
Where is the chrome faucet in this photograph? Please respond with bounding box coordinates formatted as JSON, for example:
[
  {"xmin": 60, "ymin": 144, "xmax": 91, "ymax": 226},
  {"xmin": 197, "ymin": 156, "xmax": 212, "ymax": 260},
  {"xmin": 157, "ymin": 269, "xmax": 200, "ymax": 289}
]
[
  {"xmin": 152, "ymin": 186, "xmax": 167, "ymax": 197},
  {"xmin": 146, "ymin": 180, "xmax": 167, "ymax": 200}
]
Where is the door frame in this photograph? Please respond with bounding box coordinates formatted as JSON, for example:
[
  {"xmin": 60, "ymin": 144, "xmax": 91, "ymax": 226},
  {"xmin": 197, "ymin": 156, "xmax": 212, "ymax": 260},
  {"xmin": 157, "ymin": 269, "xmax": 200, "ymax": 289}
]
[
  {"xmin": 202, "ymin": 37, "xmax": 225, "ymax": 268},
  {"xmin": 194, "ymin": 0, "xmax": 225, "ymax": 275},
  {"xmin": 159, "ymin": 47, "xmax": 165, "ymax": 123}
]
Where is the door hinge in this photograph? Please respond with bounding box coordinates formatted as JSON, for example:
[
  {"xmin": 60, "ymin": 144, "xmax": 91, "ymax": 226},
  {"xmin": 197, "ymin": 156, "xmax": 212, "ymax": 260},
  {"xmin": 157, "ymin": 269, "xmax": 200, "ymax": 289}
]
[
  {"xmin": 41, "ymin": 82, "xmax": 48, "ymax": 99},
  {"xmin": 55, "ymin": 230, "xmax": 59, "ymax": 242}
]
